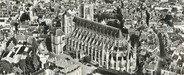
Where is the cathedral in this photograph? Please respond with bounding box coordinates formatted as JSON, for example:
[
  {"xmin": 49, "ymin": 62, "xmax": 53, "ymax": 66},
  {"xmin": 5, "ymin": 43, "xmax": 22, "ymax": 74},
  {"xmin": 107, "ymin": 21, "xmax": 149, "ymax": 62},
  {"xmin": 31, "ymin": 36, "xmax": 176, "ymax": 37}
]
[{"xmin": 66, "ymin": 17, "xmax": 137, "ymax": 72}]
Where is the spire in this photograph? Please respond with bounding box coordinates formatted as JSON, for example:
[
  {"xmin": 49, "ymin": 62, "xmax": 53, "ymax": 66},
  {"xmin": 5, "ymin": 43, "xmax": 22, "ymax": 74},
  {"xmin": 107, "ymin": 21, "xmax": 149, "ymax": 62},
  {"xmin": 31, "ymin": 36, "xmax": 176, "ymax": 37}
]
[
  {"xmin": 91, "ymin": 45, "xmax": 94, "ymax": 60},
  {"xmin": 120, "ymin": 57, "xmax": 126, "ymax": 71},
  {"xmin": 106, "ymin": 50, "xmax": 109, "ymax": 69},
  {"xmin": 110, "ymin": 55, "xmax": 115, "ymax": 69},
  {"xmin": 115, "ymin": 47, "xmax": 120, "ymax": 70},
  {"xmin": 118, "ymin": 29, "xmax": 123, "ymax": 40},
  {"xmin": 101, "ymin": 38, "xmax": 105, "ymax": 66}
]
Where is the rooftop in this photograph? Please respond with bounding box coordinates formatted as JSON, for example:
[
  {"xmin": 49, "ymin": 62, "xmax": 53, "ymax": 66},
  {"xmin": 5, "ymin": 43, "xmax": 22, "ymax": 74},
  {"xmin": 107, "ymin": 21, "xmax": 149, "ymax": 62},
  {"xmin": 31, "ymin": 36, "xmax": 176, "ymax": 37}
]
[
  {"xmin": 73, "ymin": 17, "xmax": 124, "ymax": 39},
  {"xmin": 47, "ymin": 53, "xmax": 79, "ymax": 70},
  {"xmin": 47, "ymin": 53, "xmax": 97, "ymax": 75}
]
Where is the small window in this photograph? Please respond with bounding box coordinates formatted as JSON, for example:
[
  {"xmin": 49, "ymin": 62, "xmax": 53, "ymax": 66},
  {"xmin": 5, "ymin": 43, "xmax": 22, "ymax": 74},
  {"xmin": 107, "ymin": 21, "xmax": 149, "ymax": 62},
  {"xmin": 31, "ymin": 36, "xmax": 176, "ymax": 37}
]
[
  {"xmin": 62, "ymin": 37, "xmax": 65, "ymax": 40},
  {"xmin": 0, "ymin": 19, "xmax": 5, "ymax": 22},
  {"xmin": 65, "ymin": 58, "xmax": 70, "ymax": 61}
]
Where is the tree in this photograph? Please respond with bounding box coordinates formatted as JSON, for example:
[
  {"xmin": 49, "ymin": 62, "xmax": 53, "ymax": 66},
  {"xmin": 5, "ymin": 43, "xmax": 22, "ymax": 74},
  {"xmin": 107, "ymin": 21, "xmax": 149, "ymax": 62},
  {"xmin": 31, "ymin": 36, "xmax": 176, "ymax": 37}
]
[
  {"xmin": 14, "ymin": 23, "xmax": 19, "ymax": 33},
  {"xmin": 165, "ymin": 14, "xmax": 173, "ymax": 21},
  {"xmin": 146, "ymin": 10, "xmax": 150, "ymax": 26},
  {"xmin": 130, "ymin": 34, "xmax": 140, "ymax": 48},
  {"xmin": 20, "ymin": 12, "xmax": 30, "ymax": 22},
  {"xmin": 32, "ymin": 53, "xmax": 41, "ymax": 71},
  {"xmin": 171, "ymin": 7, "xmax": 177, "ymax": 13},
  {"xmin": 45, "ymin": 35, "xmax": 52, "ymax": 52},
  {"xmin": 40, "ymin": 22, "xmax": 49, "ymax": 34},
  {"xmin": 0, "ymin": 60, "xmax": 13, "ymax": 73},
  {"xmin": 17, "ymin": 51, "xmax": 41, "ymax": 74},
  {"xmin": 164, "ymin": 14, "xmax": 173, "ymax": 27},
  {"xmin": 31, "ymin": 37, "xmax": 39, "ymax": 53}
]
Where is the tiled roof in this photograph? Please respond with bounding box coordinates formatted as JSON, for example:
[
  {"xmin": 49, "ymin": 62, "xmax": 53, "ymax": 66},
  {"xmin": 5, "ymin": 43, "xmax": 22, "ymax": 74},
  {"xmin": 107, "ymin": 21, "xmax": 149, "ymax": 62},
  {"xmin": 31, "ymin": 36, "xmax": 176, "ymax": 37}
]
[
  {"xmin": 16, "ymin": 34, "xmax": 26, "ymax": 39},
  {"xmin": 47, "ymin": 53, "xmax": 80, "ymax": 72},
  {"xmin": 95, "ymin": 13, "xmax": 119, "ymax": 19},
  {"xmin": 73, "ymin": 17, "xmax": 123, "ymax": 38}
]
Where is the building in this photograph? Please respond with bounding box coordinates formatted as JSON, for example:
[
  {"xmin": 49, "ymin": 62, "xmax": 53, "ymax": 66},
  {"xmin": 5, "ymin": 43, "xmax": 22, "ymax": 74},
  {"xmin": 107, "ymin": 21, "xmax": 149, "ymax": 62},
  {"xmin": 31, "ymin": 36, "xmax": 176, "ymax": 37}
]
[
  {"xmin": 52, "ymin": 54, "xmax": 82, "ymax": 75},
  {"xmin": 31, "ymin": 51, "xmax": 82, "ymax": 75},
  {"xmin": 34, "ymin": 53, "xmax": 82, "ymax": 75},
  {"xmin": 0, "ymin": 8, "xmax": 9, "ymax": 27},
  {"xmin": 62, "ymin": 4, "xmax": 94, "ymax": 37},
  {"xmin": 67, "ymin": 17, "xmax": 137, "ymax": 73},
  {"xmin": 79, "ymin": 4, "xmax": 94, "ymax": 21},
  {"xmin": 15, "ymin": 23, "xmax": 32, "ymax": 43},
  {"xmin": 34, "ymin": 64, "xmax": 82, "ymax": 75},
  {"xmin": 2, "ymin": 44, "xmax": 32, "ymax": 58},
  {"xmin": 61, "ymin": 64, "xmax": 82, "ymax": 75},
  {"xmin": 54, "ymin": 29, "xmax": 65, "ymax": 54},
  {"xmin": 161, "ymin": 69, "xmax": 178, "ymax": 75},
  {"xmin": 63, "ymin": 11, "xmax": 75, "ymax": 37}
]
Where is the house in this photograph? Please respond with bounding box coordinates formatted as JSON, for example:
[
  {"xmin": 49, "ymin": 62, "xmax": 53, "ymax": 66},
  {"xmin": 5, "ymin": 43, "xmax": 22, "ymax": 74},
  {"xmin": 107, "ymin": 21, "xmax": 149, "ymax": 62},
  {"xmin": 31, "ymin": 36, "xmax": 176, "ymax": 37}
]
[
  {"xmin": 2, "ymin": 44, "xmax": 31, "ymax": 58},
  {"xmin": 33, "ymin": 53, "xmax": 82, "ymax": 75},
  {"xmin": 0, "ymin": 9, "xmax": 9, "ymax": 27},
  {"xmin": 1, "ymin": 28, "xmax": 11, "ymax": 37},
  {"xmin": 16, "ymin": 34, "xmax": 27, "ymax": 43},
  {"xmin": 15, "ymin": 25, "xmax": 29, "ymax": 43},
  {"xmin": 48, "ymin": 53, "xmax": 82, "ymax": 75}
]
